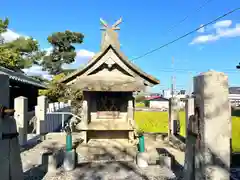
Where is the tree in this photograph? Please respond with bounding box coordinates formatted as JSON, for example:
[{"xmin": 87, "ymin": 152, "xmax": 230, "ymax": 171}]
[
  {"xmin": 0, "ymin": 18, "xmax": 8, "ymax": 34},
  {"xmin": 2, "ymin": 37, "xmax": 45, "ymax": 69},
  {"xmin": 0, "ymin": 18, "xmax": 45, "ymax": 70},
  {"xmin": 39, "ymin": 73, "xmax": 83, "ymax": 118},
  {"xmin": 41, "ymin": 31, "xmax": 84, "ymax": 75},
  {"xmin": 135, "ymin": 95, "xmax": 146, "ymax": 103}
]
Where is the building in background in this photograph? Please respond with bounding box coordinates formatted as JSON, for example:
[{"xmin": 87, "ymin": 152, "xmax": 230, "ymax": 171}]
[
  {"xmin": 148, "ymin": 96, "xmax": 169, "ymax": 110},
  {"xmin": 0, "ymin": 66, "xmax": 46, "ymax": 110},
  {"xmin": 162, "ymin": 89, "xmax": 172, "ymax": 99},
  {"xmin": 229, "ymin": 87, "xmax": 240, "ymax": 106}
]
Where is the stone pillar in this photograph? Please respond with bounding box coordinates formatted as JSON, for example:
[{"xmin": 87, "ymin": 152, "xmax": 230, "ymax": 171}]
[
  {"xmin": 185, "ymin": 98, "xmax": 194, "ymax": 137},
  {"xmin": 14, "ymin": 96, "xmax": 28, "ymax": 146},
  {"xmin": 168, "ymin": 97, "xmax": 179, "ymax": 135},
  {"xmin": 193, "ymin": 71, "xmax": 231, "ymax": 180},
  {"xmin": 36, "ymin": 96, "xmax": 47, "ymax": 135}
]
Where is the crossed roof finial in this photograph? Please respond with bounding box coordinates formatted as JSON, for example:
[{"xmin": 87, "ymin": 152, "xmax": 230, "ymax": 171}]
[{"xmin": 100, "ymin": 17, "xmax": 122, "ymax": 30}]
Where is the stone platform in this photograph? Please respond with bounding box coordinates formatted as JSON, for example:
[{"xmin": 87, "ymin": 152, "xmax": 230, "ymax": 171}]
[
  {"xmin": 76, "ymin": 139, "xmax": 137, "ymax": 163},
  {"xmin": 21, "ymin": 133, "xmax": 185, "ymax": 179}
]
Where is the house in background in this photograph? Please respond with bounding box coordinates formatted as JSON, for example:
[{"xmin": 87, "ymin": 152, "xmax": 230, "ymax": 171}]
[
  {"xmin": 148, "ymin": 96, "xmax": 169, "ymax": 110},
  {"xmin": 229, "ymin": 87, "xmax": 240, "ymax": 106}
]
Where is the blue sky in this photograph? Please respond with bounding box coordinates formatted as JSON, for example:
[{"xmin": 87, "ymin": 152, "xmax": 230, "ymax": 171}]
[{"xmin": 1, "ymin": 0, "xmax": 240, "ymax": 92}]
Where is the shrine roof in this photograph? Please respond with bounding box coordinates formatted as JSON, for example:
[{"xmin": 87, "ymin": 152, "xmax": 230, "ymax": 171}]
[
  {"xmin": 59, "ymin": 18, "xmax": 160, "ymax": 86},
  {"xmin": 60, "ymin": 45, "xmax": 160, "ymax": 85}
]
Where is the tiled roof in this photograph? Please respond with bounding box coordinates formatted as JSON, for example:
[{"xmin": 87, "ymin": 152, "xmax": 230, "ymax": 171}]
[
  {"xmin": 0, "ymin": 66, "xmax": 47, "ymax": 88},
  {"xmin": 146, "ymin": 96, "xmax": 169, "ymax": 101}
]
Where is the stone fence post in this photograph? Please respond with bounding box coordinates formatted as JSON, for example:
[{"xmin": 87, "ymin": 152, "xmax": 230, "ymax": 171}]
[
  {"xmin": 14, "ymin": 96, "xmax": 28, "ymax": 146},
  {"xmin": 36, "ymin": 96, "xmax": 48, "ymax": 135},
  {"xmin": 185, "ymin": 98, "xmax": 194, "ymax": 137},
  {"xmin": 128, "ymin": 100, "xmax": 134, "ymax": 141},
  {"xmin": 127, "ymin": 100, "xmax": 134, "ymax": 125},
  {"xmin": 68, "ymin": 100, "xmax": 71, "ymax": 106},
  {"xmin": 168, "ymin": 97, "xmax": 180, "ymax": 135}
]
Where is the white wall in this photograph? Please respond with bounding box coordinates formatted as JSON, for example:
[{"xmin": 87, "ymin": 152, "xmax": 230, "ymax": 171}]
[{"xmin": 149, "ymin": 101, "xmax": 169, "ymax": 109}]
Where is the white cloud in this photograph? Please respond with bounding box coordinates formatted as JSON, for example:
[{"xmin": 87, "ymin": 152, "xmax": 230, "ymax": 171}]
[
  {"xmin": 1, "ymin": 29, "xmax": 29, "ymax": 43},
  {"xmin": 22, "ymin": 65, "xmax": 53, "ymax": 80},
  {"xmin": 1, "ymin": 29, "xmax": 21, "ymax": 42},
  {"xmin": 197, "ymin": 24, "xmax": 205, "ymax": 33},
  {"xmin": 63, "ymin": 49, "xmax": 95, "ymax": 69},
  {"xmin": 190, "ymin": 34, "xmax": 219, "ymax": 44},
  {"xmin": 213, "ymin": 20, "xmax": 232, "ymax": 29},
  {"xmin": 77, "ymin": 49, "xmax": 95, "ymax": 57},
  {"xmin": 190, "ymin": 20, "xmax": 240, "ymax": 45}
]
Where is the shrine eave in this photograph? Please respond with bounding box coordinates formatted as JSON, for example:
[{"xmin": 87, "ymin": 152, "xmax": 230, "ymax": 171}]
[{"xmin": 59, "ymin": 45, "xmax": 160, "ymax": 86}]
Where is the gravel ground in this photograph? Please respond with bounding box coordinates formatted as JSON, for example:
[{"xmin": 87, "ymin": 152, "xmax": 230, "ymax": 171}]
[
  {"xmin": 43, "ymin": 162, "xmax": 177, "ymax": 180},
  {"xmin": 20, "ymin": 133, "xmax": 184, "ymax": 180}
]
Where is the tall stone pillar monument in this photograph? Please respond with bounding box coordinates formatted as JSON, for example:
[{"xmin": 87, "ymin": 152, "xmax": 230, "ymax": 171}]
[{"xmin": 193, "ymin": 70, "xmax": 231, "ymax": 180}]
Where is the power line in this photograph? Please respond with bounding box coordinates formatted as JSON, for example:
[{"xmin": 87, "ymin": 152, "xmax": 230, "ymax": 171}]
[
  {"xmin": 130, "ymin": 7, "xmax": 240, "ymax": 62},
  {"xmin": 150, "ymin": 68, "xmax": 240, "ymax": 74},
  {"xmin": 165, "ymin": 0, "xmax": 214, "ymax": 34}
]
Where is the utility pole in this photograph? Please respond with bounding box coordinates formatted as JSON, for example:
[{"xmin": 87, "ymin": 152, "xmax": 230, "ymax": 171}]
[
  {"xmin": 171, "ymin": 57, "xmax": 176, "ymax": 98},
  {"xmin": 188, "ymin": 71, "xmax": 193, "ymax": 97}
]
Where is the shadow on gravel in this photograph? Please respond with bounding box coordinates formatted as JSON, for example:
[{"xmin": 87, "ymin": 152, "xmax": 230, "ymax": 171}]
[
  {"xmin": 68, "ymin": 140, "xmax": 179, "ymax": 180},
  {"xmin": 23, "ymin": 164, "xmax": 47, "ymax": 180}
]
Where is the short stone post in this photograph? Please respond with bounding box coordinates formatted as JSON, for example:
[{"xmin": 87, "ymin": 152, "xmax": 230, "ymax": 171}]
[
  {"xmin": 168, "ymin": 97, "xmax": 180, "ymax": 135},
  {"xmin": 128, "ymin": 100, "xmax": 134, "ymax": 124},
  {"xmin": 136, "ymin": 152, "xmax": 148, "ymax": 168},
  {"xmin": 185, "ymin": 98, "xmax": 194, "ymax": 137},
  {"xmin": 79, "ymin": 100, "xmax": 88, "ymax": 143},
  {"xmin": 63, "ymin": 149, "xmax": 76, "ymax": 171},
  {"xmin": 36, "ymin": 96, "xmax": 48, "ymax": 136},
  {"xmin": 14, "ymin": 96, "xmax": 28, "ymax": 146},
  {"xmin": 68, "ymin": 100, "xmax": 71, "ymax": 106},
  {"xmin": 82, "ymin": 100, "xmax": 88, "ymax": 125},
  {"xmin": 193, "ymin": 70, "xmax": 231, "ymax": 180},
  {"xmin": 60, "ymin": 102, "xmax": 64, "ymax": 108},
  {"xmin": 54, "ymin": 102, "xmax": 59, "ymax": 110},
  {"xmin": 128, "ymin": 100, "xmax": 134, "ymax": 141},
  {"xmin": 40, "ymin": 152, "xmax": 58, "ymax": 173},
  {"xmin": 48, "ymin": 103, "xmax": 54, "ymax": 112}
]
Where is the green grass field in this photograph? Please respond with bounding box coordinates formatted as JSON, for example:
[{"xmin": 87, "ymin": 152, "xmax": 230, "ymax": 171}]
[{"xmin": 134, "ymin": 111, "xmax": 240, "ymax": 152}]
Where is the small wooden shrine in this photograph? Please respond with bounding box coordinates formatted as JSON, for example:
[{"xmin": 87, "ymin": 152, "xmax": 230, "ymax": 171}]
[{"xmin": 60, "ymin": 18, "xmax": 160, "ymax": 142}]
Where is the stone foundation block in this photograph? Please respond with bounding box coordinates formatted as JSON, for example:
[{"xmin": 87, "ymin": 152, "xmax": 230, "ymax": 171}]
[
  {"xmin": 158, "ymin": 155, "xmax": 172, "ymax": 169},
  {"xmin": 63, "ymin": 149, "xmax": 76, "ymax": 171},
  {"xmin": 40, "ymin": 152, "xmax": 58, "ymax": 173},
  {"xmin": 136, "ymin": 152, "xmax": 148, "ymax": 168}
]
